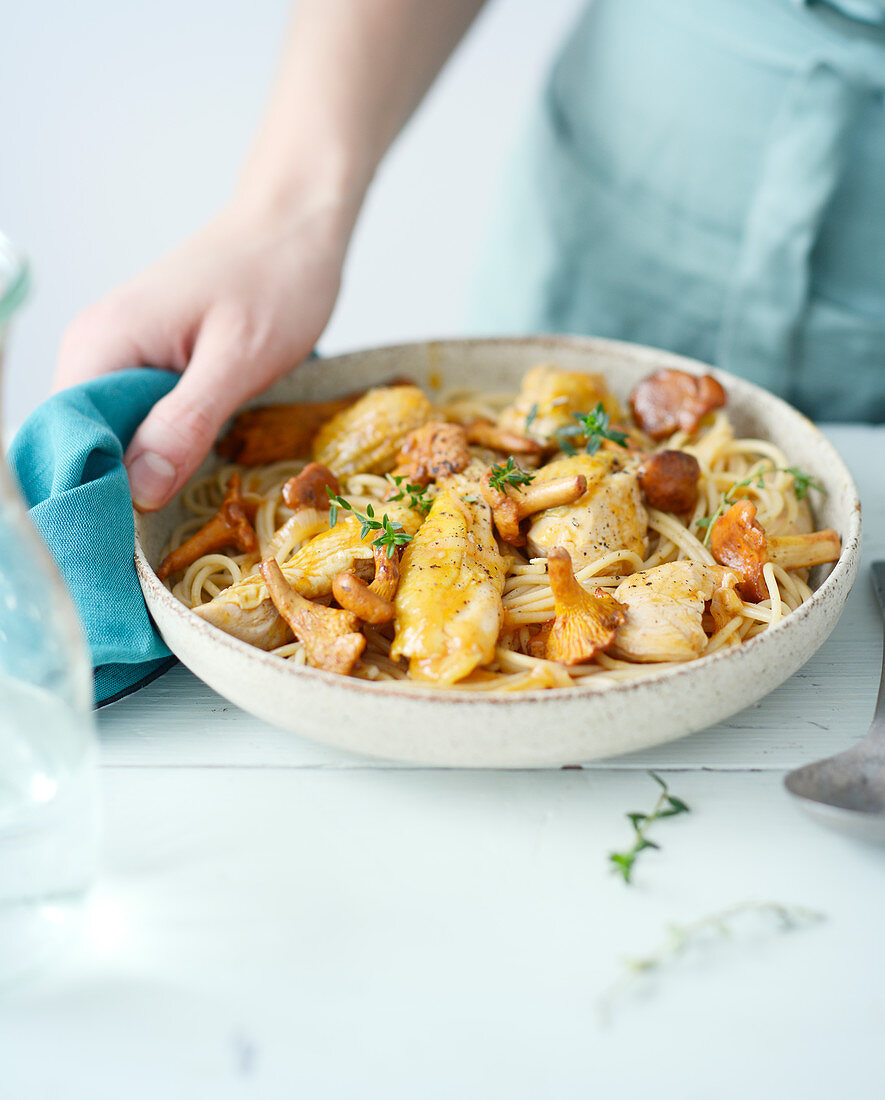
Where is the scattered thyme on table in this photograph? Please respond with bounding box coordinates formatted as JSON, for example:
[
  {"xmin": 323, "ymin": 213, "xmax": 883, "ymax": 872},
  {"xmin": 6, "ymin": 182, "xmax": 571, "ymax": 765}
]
[
  {"xmin": 596, "ymin": 901, "xmax": 825, "ymax": 1023},
  {"xmin": 609, "ymin": 771, "xmax": 690, "ymax": 884}
]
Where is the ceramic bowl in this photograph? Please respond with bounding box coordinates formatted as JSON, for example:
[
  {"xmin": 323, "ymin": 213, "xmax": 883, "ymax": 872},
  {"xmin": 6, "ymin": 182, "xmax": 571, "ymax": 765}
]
[{"xmin": 134, "ymin": 336, "xmax": 861, "ymax": 767}]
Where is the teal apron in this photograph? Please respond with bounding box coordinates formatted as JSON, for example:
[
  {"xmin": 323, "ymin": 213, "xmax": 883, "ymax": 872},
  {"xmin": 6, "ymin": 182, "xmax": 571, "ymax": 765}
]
[{"xmin": 470, "ymin": 0, "xmax": 885, "ymax": 421}]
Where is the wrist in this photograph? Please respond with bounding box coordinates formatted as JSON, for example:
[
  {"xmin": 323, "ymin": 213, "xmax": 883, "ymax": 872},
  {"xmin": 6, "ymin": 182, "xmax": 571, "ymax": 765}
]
[{"xmin": 233, "ymin": 139, "xmax": 372, "ymax": 248}]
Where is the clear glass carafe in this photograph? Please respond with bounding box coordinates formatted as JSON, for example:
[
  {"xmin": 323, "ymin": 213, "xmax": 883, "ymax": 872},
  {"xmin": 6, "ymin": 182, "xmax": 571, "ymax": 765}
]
[{"xmin": 0, "ymin": 232, "xmax": 99, "ymax": 983}]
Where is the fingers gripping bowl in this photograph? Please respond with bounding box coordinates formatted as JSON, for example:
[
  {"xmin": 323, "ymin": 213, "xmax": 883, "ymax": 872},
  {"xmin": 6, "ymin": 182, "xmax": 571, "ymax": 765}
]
[{"xmin": 134, "ymin": 337, "xmax": 861, "ymax": 767}]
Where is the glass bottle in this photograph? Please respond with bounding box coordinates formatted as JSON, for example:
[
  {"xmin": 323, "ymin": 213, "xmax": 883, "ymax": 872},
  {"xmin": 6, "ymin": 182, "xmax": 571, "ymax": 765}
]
[{"xmin": 0, "ymin": 232, "xmax": 99, "ymax": 984}]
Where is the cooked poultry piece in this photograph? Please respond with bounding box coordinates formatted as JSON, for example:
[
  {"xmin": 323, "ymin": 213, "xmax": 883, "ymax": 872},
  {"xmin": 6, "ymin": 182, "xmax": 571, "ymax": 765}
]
[
  {"xmin": 192, "ymin": 595, "xmax": 294, "ymax": 651},
  {"xmin": 611, "ymin": 561, "xmax": 740, "ymax": 663},
  {"xmin": 543, "ymin": 548, "xmax": 627, "ymax": 665},
  {"xmin": 157, "ymin": 473, "xmax": 258, "ymax": 581},
  {"xmin": 433, "ymin": 455, "xmax": 494, "ymax": 500},
  {"xmin": 283, "ymin": 501, "xmax": 420, "ymax": 595},
  {"xmin": 630, "ymin": 369, "xmax": 726, "ymax": 440},
  {"xmin": 391, "ymin": 491, "xmax": 506, "ymax": 684},
  {"xmin": 498, "ymin": 364, "xmax": 621, "ymax": 444},
  {"xmin": 312, "ymin": 385, "xmax": 434, "ymax": 476},
  {"xmin": 710, "ymin": 500, "xmax": 841, "ymax": 602},
  {"xmin": 525, "ymin": 453, "xmax": 647, "ymax": 566},
  {"xmin": 261, "ymin": 559, "xmax": 366, "ymax": 675},
  {"xmin": 710, "ymin": 585, "xmax": 744, "ymax": 634},
  {"xmin": 638, "ymin": 450, "xmax": 701, "ymax": 513},
  {"xmin": 480, "ymin": 465, "xmax": 587, "ymax": 545},
  {"xmin": 333, "ymin": 544, "xmax": 400, "ymax": 625},
  {"xmin": 217, "ymin": 395, "xmax": 360, "ymax": 466},
  {"xmin": 217, "ymin": 375, "xmax": 417, "ymax": 465},
  {"xmin": 193, "ymin": 501, "xmax": 420, "ymax": 645},
  {"xmin": 391, "ymin": 421, "xmax": 471, "ymax": 485}
]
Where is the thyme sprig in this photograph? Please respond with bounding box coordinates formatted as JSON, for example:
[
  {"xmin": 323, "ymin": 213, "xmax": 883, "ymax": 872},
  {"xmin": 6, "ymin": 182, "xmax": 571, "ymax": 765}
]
[
  {"xmin": 557, "ymin": 403, "xmax": 629, "ymax": 457},
  {"xmin": 326, "ymin": 489, "xmax": 412, "ymax": 559},
  {"xmin": 524, "ymin": 402, "xmax": 540, "ymax": 433},
  {"xmin": 487, "ymin": 456, "xmax": 535, "ymax": 493},
  {"xmin": 784, "ymin": 466, "xmax": 825, "ymax": 501},
  {"xmin": 696, "ymin": 464, "xmax": 825, "ymax": 546},
  {"xmin": 597, "ymin": 901, "xmax": 825, "ymax": 1023},
  {"xmin": 385, "ymin": 474, "xmax": 433, "ymax": 515},
  {"xmin": 609, "ymin": 772, "xmax": 690, "ymax": 884}
]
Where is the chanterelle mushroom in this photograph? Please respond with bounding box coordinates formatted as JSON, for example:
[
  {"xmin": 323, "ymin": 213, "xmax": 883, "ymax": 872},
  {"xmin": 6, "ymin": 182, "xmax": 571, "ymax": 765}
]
[
  {"xmin": 630, "ymin": 369, "xmax": 726, "ymax": 440},
  {"xmin": 392, "ymin": 421, "xmax": 471, "ymax": 486},
  {"xmin": 263, "ymin": 463, "xmax": 341, "ymax": 564},
  {"xmin": 638, "ymin": 450, "xmax": 701, "ymax": 513},
  {"xmin": 332, "ymin": 544, "xmax": 400, "ymax": 625},
  {"xmin": 710, "ymin": 500, "xmax": 841, "ymax": 602},
  {"xmin": 480, "ymin": 468, "xmax": 587, "ymax": 545},
  {"xmin": 260, "ymin": 558, "xmax": 366, "ymax": 674},
  {"xmin": 544, "ymin": 548, "xmax": 626, "ymax": 665},
  {"xmin": 282, "ymin": 463, "xmax": 340, "ymax": 511},
  {"xmin": 463, "ymin": 419, "xmax": 543, "ymax": 457},
  {"xmin": 157, "ymin": 473, "xmax": 258, "ymax": 581}
]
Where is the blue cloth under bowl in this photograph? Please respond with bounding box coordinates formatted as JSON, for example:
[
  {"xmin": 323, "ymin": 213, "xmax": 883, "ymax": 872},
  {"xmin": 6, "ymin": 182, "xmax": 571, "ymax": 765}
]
[{"xmin": 9, "ymin": 368, "xmax": 179, "ymax": 705}]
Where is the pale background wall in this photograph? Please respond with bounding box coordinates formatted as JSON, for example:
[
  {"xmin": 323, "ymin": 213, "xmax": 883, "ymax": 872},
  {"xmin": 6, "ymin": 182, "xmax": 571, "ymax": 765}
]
[{"xmin": 0, "ymin": 0, "xmax": 585, "ymax": 426}]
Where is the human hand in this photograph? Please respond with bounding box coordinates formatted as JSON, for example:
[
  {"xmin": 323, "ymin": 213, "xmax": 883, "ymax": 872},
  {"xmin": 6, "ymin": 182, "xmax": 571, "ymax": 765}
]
[{"xmin": 54, "ymin": 201, "xmax": 348, "ymax": 511}]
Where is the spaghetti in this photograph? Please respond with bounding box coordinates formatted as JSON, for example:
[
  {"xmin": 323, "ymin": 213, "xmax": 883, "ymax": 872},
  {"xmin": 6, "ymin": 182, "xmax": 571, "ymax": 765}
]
[{"xmin": 158, "ymin": 368, "xmax": 836, "ymax": 693}]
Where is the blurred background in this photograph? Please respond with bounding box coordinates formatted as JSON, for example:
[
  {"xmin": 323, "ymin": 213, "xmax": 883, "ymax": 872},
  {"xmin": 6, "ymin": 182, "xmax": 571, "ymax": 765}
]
[{"xmin": 0, "ymin": 0, "xmax": 584, "ymax": 427}]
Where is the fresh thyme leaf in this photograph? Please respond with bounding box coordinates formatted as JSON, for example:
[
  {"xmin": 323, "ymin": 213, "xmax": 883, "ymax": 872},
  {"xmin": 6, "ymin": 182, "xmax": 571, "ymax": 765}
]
[
  {"xmin": 609, "ymin": 853, "xmax": 635, "ymax": 881},
  {"xmin": 697, "ymin": 463, "xmax": 825, "ymax": 546},
  {"xmin": 609, "ymin": 771, "xmax": 690, "ymax": 884},
  {"xmin": 377, "ymin": 513, "xmax": 411, "ymax": 558},
  {"xmin": 525, "ymin": 402, "xmax": 539, "ymax": 433},
  {"xmin": 662, "ymin": 795, "xmax": 690, "ymax": 816},
  {"xmin": 785, "ymin": 467, "xmax": 825, "ymax": 502},
  {"xmin": 596, "ymin": 901, "xmax": 825, "ymax": 1023},
  {"xmin": 555, "ymin": 403, "xmax": 629, "ymax": 457},
  {"xmin": 385, "ymin": 474, "xmax": 433, "ymax": 515},
  {"xmin": 325, "ymin": 491, "xmax": 413, "ymax": 559},
  {"xmin": 488, "ymin": 456, "xmax": 535, "ymax": 492}
]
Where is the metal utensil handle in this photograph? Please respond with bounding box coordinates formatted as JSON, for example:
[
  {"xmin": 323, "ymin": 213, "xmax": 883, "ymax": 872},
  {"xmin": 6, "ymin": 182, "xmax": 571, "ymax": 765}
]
[{"xmin": 869, "ymin": 562, "xmax": 885, "ymax": 737}]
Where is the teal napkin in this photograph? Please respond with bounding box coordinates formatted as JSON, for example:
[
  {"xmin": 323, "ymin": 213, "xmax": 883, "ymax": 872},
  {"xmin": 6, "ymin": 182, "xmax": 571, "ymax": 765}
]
[{"xmin": 8, "ymin": 368, "xmax": 180, "ymax": 706}]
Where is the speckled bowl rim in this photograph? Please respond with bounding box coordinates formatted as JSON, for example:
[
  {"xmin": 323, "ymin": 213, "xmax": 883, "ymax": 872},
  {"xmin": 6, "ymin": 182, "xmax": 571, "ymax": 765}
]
[{"xmin": 134, "ymin": 334, "xmax": 862, "ymax": 708}]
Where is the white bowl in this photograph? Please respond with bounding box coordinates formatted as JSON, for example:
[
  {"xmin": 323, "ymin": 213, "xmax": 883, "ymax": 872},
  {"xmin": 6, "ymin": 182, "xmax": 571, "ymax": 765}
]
[{"xmin": 134, "ymin": 336, "xmax": 861, "ymax": 767}]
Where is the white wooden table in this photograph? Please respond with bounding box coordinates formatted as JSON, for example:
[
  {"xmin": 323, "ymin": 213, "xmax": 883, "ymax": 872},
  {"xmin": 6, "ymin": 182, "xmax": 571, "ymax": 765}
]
[{"xmin": 3, "ymin": 425, "xmax": 884, "ymax": 1099}]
